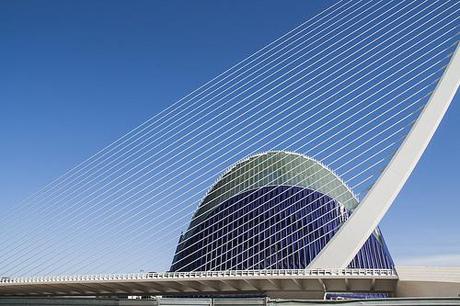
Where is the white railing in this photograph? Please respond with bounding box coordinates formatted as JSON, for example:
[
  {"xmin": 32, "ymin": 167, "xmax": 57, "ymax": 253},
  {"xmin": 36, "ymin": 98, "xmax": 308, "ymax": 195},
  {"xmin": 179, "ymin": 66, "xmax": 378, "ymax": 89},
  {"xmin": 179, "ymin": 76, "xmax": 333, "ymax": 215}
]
[{"xmin": 0, "ymin": 268, "xmax": 397, "ymax": 284}]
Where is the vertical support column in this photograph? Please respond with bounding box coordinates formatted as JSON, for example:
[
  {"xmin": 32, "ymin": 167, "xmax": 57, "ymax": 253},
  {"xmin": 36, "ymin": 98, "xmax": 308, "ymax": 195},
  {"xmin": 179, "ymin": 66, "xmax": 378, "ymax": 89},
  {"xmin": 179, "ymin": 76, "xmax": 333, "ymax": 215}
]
[{"xmin": 309, "ymin": 43, "xmax": 460, "ymax": 269}]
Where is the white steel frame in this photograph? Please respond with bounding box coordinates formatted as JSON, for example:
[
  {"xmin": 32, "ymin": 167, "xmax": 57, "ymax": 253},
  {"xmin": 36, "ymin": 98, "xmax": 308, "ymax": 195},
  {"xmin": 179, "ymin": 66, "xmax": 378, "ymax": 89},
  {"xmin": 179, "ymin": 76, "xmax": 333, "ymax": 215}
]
[
  {"xmin": 0, "ymin": 268, "xmax": 396, "ymax": 284},
  {"xmin": 309, "ymin": 43, "xmax": 460, "ymax": 269}
]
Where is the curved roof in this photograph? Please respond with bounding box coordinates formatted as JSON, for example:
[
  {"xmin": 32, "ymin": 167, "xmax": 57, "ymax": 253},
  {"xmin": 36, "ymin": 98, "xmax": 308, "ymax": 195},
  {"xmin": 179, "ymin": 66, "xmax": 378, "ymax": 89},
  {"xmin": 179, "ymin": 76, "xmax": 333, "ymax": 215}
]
[{"xmin": 187, "ymin": 151, "xmax": 360, "ymax": 236}]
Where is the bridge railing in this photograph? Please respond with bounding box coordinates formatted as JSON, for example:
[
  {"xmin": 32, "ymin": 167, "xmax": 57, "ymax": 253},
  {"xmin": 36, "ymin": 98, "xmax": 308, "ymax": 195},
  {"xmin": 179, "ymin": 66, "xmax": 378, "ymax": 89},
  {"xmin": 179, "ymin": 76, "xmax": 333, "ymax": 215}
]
[{"xmin": 0, "ymin": 268, "xmax": 397, "ymax": 284}]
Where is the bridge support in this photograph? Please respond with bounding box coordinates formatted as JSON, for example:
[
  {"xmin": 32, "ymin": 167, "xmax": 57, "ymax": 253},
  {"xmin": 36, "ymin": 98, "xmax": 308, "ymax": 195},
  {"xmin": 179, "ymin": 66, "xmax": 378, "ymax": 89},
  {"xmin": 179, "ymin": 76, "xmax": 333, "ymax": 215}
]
[{"xmin": 309, "ymin": 43, "xmax": 460, "ymax": 269}]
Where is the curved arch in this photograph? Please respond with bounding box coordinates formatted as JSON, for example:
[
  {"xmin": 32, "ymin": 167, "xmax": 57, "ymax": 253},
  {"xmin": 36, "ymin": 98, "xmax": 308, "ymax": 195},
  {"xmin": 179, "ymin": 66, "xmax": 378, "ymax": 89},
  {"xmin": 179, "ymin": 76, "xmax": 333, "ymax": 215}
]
[
  {"xmin": 187, "ymin": 151, "xmax": 359, "ymax": 237},
  {"xmin": 309, "ymin": 44, "xmax": 460, "ymax": 269},
  {"xmin": 171, "ymin": 151, "xmax": 393, "ymax": 271}
]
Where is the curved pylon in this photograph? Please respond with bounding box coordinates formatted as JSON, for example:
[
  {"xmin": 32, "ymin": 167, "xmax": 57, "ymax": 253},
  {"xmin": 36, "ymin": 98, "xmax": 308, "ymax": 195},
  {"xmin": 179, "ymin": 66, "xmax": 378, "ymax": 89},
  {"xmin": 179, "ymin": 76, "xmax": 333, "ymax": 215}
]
[{"xmin": 309, "ymin": 43, "xmax": 460, "ymax": 269}]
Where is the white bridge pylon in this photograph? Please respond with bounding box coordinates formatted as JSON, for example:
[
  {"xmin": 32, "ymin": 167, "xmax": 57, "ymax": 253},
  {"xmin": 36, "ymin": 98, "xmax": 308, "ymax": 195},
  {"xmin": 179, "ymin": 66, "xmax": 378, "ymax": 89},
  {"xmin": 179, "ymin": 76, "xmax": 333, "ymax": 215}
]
[{"xmin": 309, "ymin": 43, "xmax": 460, "ymax": 269}]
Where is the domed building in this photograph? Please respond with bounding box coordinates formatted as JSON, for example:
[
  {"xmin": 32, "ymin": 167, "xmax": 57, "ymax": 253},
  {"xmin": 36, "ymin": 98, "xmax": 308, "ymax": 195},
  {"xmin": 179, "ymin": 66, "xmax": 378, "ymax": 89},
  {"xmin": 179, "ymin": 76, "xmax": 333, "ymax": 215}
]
[{"xmin": 170, "ymin": 151, "xmax": 393, "ymax": 272}]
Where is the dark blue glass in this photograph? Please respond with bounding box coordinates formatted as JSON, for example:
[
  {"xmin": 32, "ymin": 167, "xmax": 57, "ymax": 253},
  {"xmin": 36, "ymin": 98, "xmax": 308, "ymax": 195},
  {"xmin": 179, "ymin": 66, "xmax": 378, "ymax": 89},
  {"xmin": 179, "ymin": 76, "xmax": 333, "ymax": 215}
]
[{"xmin": 171, "ymin": 186, "xmax": 393, "ymax": 271}]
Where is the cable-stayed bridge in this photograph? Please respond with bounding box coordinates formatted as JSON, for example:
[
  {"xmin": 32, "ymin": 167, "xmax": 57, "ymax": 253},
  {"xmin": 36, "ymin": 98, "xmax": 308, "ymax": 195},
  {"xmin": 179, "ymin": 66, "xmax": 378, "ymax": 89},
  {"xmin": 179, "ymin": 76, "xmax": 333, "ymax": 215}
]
[{"xmin": 1, "ymin": 0, "xmax": 459, "ymax": 301}]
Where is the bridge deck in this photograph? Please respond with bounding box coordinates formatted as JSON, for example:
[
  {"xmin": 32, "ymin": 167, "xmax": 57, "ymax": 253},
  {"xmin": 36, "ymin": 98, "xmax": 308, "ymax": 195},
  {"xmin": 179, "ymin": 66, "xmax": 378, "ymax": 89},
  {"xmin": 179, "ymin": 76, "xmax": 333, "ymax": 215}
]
[{"xmin": 0, "ymin": 269, "xmax": 397, "ymax": 298}]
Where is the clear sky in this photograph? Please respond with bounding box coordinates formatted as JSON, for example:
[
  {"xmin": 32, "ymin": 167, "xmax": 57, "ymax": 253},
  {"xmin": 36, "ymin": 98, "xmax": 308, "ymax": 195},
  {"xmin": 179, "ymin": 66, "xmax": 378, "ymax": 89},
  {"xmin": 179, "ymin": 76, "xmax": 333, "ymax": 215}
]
[{"xmin": 1, "ymin": 0, "xmax": 459, "ymax": 269}]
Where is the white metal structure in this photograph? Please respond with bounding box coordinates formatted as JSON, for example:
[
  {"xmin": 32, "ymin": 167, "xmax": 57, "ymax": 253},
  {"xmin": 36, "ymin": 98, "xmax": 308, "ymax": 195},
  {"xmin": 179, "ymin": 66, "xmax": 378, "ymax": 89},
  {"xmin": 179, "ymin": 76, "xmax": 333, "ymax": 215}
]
[
  {"xmin": 1, "ymin": 267, "xmax": 459, "ymax": 298},
  {"xmin": 0, "ymin": 269, "xmax": 398, "ymax": 298},
  {"xmin": 1, "ymin": 0, "xmax": 457, "ymax": 277},
  {"xmin": 309, "ymin": 43, "xmax": 460, "ymax": 269}
]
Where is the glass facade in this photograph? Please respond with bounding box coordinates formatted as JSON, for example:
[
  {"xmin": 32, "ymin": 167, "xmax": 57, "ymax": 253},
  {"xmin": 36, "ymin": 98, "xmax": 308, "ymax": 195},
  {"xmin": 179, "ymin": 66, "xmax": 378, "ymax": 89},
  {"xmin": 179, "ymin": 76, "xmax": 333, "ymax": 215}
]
[{"xmin": 170, "ymin": 152, "xmax": 393, "ymax": 272}]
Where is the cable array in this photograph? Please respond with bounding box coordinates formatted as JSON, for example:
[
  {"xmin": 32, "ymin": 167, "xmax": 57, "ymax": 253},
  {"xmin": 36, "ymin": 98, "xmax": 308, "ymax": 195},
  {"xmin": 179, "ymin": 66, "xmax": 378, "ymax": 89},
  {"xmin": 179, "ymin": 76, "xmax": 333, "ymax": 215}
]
[{"xmin": 0, "ymin": 0, "xmax": 458, "ymax": 276}]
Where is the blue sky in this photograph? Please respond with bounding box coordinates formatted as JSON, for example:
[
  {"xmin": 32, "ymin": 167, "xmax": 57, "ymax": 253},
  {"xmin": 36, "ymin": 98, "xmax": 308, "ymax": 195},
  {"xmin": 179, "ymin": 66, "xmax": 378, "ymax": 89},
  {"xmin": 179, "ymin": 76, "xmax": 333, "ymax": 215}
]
[{"xmin": 1, "ymin": 0, "xmax": 459, "ymax": 269}]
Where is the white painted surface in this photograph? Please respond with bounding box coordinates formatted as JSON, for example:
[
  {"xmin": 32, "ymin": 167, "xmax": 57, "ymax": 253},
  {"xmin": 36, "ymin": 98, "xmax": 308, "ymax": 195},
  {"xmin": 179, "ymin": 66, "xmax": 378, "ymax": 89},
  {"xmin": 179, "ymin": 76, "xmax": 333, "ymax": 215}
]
[
  {"xmin": 0, "ymin": 269, "xmax": 397, "ymax": 297},
  {"xmin": 309, "ymin": 43, "xmax": 460, "ymax": 269},
  {"xmin": 396, "ymin": 266, "xmax": 460, "ymax": 297}
]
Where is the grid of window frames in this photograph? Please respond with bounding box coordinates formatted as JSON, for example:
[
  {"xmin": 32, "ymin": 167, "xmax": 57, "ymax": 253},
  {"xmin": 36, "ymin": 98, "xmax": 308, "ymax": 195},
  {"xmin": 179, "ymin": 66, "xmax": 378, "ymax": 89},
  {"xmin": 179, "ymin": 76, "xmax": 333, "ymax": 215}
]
[{"xmin": 171, "ymin": 186, "xmax": 393, "ymax": 272}]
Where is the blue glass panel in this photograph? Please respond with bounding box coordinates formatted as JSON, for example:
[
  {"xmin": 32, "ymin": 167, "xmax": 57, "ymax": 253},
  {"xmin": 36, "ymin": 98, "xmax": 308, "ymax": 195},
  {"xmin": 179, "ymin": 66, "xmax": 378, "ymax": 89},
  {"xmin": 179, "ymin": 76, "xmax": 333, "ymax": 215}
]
[{"xmin": 170, "ymin": 186, "xmax": 393, "ymax": 271}]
